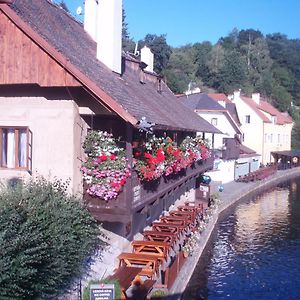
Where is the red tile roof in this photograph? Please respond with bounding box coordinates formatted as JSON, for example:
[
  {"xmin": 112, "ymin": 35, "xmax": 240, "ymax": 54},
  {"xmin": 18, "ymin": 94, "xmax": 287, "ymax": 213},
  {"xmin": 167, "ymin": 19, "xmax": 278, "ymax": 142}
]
[
  {"xmin": 241, "ymin": 96, "xmax": 293, "ymax": 125},
  {"xmin": 208, "ymin": 93, "xmax": 231, "ymax": 103}
]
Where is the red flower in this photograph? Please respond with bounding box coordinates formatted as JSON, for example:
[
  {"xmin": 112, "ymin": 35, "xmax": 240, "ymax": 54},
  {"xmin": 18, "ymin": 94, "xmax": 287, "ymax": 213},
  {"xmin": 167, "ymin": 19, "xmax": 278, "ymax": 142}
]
[
  {"xmin": 156, "ymin": 149, "xmax": 165, "ymax": 163},
  {"xmin": 144, "ymin": 152, "xmax": 153, "ymax": 159},
  {"xmin": 110, "ymin": 154, "xmax": 117, "ymax": 161},
  {"xmin": 167, "ymin": 146, "xmax": 173, "ymax": 154},
  {"xmin": 172, "ymin": 149, "xmax": 181, "ymax": 158},
  {"xmin": 120, "ymin": 178, "xmax": 126, "ymax": 186},
  {"xmin": 98, "ymin": 154, "xmax": 107, "ymax": 161},
  {"xmin": 111, "ymin": 181, "xmax": 120, "ymax": 190}
]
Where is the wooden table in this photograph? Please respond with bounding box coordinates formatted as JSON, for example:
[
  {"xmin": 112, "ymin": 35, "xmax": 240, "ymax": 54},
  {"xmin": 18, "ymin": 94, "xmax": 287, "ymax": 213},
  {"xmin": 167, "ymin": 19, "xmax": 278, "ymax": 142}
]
[
  {"xmin": 131, "ymin": 240, "xmax": 170, "ymax": 263},
  {"xmin": 169, "ymin": 210, "xmax": 195, "ymax": 223},
  {"xmin": 152, "ymin": 222, "xmax": 186, "ymax": 235},
  {"xmin": 179, "ymin": 204, "xmax": 203, "ymax": 214},
  {"xmin": 118, "ymin": 252, "xmax": 159, "ymax": 279},
  {"xmin": 160, "ymin": 215, "xmax": 190, "ymax": 226},
  {"xmin": 143, "ymin": 230, "xmax": 177, "ymax": 245}
]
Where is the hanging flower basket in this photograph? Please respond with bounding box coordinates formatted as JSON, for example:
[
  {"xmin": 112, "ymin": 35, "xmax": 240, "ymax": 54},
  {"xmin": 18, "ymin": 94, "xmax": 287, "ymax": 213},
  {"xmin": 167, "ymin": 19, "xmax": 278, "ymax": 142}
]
[
  {"xmin": 81, "ymin": 131, "xmax": 131, "ymax": 201},
  {"xmin": 134, "ymin": 135, "xmax": 210, "ymax": 182}
]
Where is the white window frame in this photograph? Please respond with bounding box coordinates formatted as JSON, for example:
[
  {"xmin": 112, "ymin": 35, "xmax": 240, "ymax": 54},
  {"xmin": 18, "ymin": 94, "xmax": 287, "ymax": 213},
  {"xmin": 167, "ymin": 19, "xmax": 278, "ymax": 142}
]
[{"xmin": 0, "ymin": 126, "xmax": 32, "ymax": 172}]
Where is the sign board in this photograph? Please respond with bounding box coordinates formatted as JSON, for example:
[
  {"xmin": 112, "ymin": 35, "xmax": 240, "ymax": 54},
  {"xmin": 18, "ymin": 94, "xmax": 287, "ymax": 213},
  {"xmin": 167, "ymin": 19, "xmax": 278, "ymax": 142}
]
[
  {"xmin": 90, "ymin": 284, "xmax": 114, "ymax": 300},
  {"xmin": 199, "ymin": 185, "xmax": 209, "ymax": 192},
  {"xmin": 133, "ymin": 185, "xmax": 141, "ymax": 203},
  {"xmin": 196, "ymin": 183, "xmax": 210, "ymax": 200}
]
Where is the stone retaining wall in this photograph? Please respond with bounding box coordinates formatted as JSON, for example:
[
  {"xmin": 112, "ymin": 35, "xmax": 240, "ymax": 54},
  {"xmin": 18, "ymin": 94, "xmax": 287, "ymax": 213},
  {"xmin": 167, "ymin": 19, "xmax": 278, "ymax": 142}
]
[{"xmin": 170, "ymin": 167, "xmax": 300, "ymax": 295}]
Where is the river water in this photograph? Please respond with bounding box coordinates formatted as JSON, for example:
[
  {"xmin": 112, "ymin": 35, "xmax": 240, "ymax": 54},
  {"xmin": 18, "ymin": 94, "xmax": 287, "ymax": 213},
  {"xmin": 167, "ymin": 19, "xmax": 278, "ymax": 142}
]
[{"xmin": 183, "ymin": 177, "xmax": 300, "ymax": 300}]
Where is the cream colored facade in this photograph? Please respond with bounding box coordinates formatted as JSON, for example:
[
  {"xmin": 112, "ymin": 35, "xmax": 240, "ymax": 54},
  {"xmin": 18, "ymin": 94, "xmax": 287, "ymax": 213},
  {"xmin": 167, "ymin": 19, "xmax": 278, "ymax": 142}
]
[
  {"xmin": 0, "ymin": 96, "xmax": 88, "ymax": 196},
  {"xmin": 232, "ymin": 91, "xmax": 293, "ymax": 165}
]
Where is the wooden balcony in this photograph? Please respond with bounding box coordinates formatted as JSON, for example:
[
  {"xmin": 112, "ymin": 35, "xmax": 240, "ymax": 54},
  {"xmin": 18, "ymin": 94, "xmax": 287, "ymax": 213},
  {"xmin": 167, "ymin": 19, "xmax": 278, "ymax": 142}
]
[{"xmin": 84, "ymin": 157, "xmax": 214, "ymax": 223}]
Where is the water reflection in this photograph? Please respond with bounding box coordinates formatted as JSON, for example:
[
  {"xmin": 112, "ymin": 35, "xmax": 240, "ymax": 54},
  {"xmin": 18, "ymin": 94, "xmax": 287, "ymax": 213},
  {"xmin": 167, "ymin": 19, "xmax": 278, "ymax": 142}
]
[{"xmin": 183, "ymin": 178, "xmax": 300, "ymax": 300}]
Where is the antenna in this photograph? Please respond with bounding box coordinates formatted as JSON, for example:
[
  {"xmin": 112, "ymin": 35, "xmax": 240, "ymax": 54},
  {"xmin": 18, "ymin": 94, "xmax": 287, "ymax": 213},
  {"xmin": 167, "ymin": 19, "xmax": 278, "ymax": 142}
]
[{"xmin": 76, "ymin": 6, "xmax": 83, "ymax": 15}]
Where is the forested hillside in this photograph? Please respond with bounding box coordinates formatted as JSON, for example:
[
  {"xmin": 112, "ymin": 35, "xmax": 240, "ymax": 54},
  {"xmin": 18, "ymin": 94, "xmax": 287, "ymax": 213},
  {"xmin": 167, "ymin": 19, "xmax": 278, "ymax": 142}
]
[{"xmin": 123, "ymin": 28, "xmax": 300, "ymax": 149}]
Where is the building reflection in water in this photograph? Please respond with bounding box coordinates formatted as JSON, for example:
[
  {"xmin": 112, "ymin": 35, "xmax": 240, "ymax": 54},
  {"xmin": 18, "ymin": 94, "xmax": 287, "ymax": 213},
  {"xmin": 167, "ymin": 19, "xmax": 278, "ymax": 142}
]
[{"xmin": 232, "ymin": 187, "xmax": 290, "ymax": 253}]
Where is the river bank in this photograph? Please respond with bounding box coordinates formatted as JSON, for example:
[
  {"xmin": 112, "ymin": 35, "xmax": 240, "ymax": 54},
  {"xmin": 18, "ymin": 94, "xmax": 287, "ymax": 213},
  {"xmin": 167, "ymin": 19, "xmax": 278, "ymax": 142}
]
[{"xmin": 169, "ymin": 166, "xmax": 300, "ymax": 296}]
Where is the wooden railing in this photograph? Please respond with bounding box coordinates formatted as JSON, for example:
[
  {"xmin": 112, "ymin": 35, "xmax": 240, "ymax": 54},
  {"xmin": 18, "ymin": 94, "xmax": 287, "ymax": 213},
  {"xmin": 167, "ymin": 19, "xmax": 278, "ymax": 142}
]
[{"xmin": 84, "ymin": 157, "xmax": 214, "ymax": 222}]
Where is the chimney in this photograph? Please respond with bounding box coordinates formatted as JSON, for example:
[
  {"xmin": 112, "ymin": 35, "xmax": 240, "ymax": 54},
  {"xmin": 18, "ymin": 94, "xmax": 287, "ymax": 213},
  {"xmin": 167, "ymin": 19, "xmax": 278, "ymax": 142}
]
[
  {"xmin": 141, "ymin": 46, "xmax": 154, "ymax": 73},
  {"xmin": 252, "ymin": 93, "xmax": 260, "ymax": 105},
  {"xmin": 96, "ymin": 0, "xmax": 122, "ymax": 74},
  {"xmin": 232, "ymin": 90, "xmax": 241, "ymax": 102},
  {"xmin": 84, "ymin": 0, "xmax": 98, "ymax": 42}
]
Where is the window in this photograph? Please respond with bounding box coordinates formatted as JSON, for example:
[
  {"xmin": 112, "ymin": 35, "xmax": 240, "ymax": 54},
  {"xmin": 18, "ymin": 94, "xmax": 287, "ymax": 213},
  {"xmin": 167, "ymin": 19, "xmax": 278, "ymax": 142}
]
[
  {"xmin": 0, "ymin": 127, "xmax": 32, "ymax": 171},
  {"xmin": 245, "ymin": 115, "xmax": 251, "ymax": 124},
  {"xmin": 270, "ymin": 133, "xmax": 273, "ymax": 143},
  {"xmin": 211, "ymin": 118, "xmax": 218, "ymax": 126}
]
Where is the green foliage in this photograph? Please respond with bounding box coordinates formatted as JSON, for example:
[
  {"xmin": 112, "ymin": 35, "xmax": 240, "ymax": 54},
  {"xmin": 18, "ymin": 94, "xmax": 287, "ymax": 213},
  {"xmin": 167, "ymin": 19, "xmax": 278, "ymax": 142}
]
[
  {"xmin": 122, "ymin": 8, "xmax": 135, "ymax": 53},
  {"xmin": 150, "ymin": 289, "xmax": 168, "ymax": 298},
  {"xmin": 290, "ymin": 109, "xmax": 300, "ymax": 150},
  {"xmin": 82, "ymin": 278, "xmax": 121, "ymax": 300},
  {"xmin": 217, "ymin": 49, "xmax": 247, "ymax": 94},
  {"xmin": 0, "ymin": 179, "xmax": 106, "ymax": 299}
]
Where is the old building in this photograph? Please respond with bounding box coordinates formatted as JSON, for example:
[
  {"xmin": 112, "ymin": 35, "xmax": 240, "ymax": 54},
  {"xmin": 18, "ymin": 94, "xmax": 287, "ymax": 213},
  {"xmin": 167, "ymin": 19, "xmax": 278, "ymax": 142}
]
[{"xmin": 0, "ymin": 0, "xmax": 220, "ymax": 237}]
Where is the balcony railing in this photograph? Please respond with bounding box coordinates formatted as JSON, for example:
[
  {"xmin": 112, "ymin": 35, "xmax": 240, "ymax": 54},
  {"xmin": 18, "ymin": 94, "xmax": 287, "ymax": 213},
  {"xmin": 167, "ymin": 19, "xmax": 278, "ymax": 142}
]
[{"xmin": 84, "ymin": 157, "xmax": 214, "ymax": 222}]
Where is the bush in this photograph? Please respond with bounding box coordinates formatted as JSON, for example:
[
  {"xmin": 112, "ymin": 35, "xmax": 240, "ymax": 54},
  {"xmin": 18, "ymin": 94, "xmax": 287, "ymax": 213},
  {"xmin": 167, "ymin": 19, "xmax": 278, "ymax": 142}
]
[{"xmin": 0, "ymin": 178, "xmax": 107, "ymax": 300}]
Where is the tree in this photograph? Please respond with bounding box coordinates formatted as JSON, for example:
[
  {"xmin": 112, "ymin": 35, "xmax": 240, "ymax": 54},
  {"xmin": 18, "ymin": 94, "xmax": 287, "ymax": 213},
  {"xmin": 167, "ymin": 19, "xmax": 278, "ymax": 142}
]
[
  {"xmin": 164, "ymin": 44, "xmax": 198, "ymax": 93},
  {"xmin": 0, "ymin": 179, "xmax": 106, "ymax": 300},
  {"xmin": 139, "ymin": 34, "xmax": 172, "ymax": 74},
  {"xmin": 217, "ymin": 49, "xmax": 247, "ymax": 94},
  {"xmin": 194, "ymin": 41, "xmax": 213, "ymax": 84},
  {"xmin": 122, "ymin": 8, "xmax": 135, "ymax": 53}
]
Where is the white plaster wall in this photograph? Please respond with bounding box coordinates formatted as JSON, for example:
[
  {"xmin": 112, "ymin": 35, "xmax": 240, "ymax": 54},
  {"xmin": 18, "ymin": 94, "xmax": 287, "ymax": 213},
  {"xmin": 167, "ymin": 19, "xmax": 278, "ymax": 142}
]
[
  {"xmin": 262, "ymin": 122, "xmax": 292, "ymax": 164},
  {"xmin": 205, "ymin": 159, "xmax": 235, "ymax": 184},
  {"xmin": 0, "ymin": 96, "xmax": 86, "ymax": 195},
  {"xmin": 198, "ymin": 111, "xmax": 237, "ymax": 149},
  {"xmin": 234, "ymin": 97, "xmax": 265, "ymax": 160}
]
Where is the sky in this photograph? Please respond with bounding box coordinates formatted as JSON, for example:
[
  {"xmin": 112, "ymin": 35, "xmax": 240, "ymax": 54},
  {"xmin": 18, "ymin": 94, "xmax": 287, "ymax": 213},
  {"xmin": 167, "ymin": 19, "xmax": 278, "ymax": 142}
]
[{"xmin": 64, "ymin": 0, "xmax": 300, "ymax": 47}]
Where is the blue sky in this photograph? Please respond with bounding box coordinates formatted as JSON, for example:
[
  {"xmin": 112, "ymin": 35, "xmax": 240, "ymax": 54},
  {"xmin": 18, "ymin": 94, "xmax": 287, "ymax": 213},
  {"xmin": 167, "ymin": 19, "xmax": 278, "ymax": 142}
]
[{"xmin": 64, "ymin": 0, "xmax": 300, "ymax": 47}]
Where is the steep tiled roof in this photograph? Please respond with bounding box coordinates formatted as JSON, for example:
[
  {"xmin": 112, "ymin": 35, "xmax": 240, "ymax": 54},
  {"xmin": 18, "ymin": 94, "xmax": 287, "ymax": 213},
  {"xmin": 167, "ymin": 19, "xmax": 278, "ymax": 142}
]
[
  {"xmin": 241, "ymin": 96, "xmax": 271, "ymax": 123},
  {"xmin": 259, "ymin": 100, "xmax": 293, "ymax": 125},
  {"xmin": 6, "ymin": 0, "xmax": 220, "ymax": 133},
  {"xmin": 208, "ymin": 93, "xmax": 230, "ymax": 103},
  {"xmin": 225, "ymin": 103, "xmax": 241, "ymax": 126},
  {"xmin": 178, "ymin": 93, "xmax": 226, "ymax": 111},
  {"xmin": 241, "ymin": 96, "xmax": 293, "ymax": 125}
]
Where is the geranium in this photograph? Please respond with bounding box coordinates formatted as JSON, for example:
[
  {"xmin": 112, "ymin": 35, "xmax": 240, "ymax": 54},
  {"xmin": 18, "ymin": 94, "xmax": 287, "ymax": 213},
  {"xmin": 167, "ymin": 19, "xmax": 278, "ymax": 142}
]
[
  {"xmin": 81, "ymin": 131, "xmax": 131, "ymax": 201},
  {"xmin": 134, "ymin": 135, "xmax": 210, "ymax": 181}
]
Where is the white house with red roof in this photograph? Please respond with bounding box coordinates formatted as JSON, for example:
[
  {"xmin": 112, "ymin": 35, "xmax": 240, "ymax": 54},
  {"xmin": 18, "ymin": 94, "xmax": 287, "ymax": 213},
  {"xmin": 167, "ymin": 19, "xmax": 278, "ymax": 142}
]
[{"xmin": 231, "ymin": 91, "xmax": 293, "ymax": 164}]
